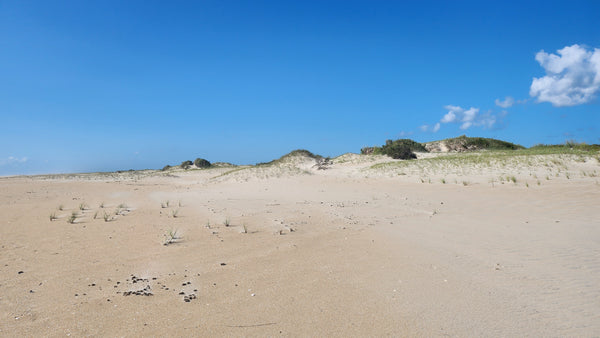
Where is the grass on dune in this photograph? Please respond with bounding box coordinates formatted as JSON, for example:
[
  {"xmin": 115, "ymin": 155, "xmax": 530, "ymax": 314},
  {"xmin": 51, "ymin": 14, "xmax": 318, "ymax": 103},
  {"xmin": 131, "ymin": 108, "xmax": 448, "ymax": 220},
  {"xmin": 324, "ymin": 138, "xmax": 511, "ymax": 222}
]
[{"xmin": 371, "ymin": 147, "xmax": 599, "ymax": 170}]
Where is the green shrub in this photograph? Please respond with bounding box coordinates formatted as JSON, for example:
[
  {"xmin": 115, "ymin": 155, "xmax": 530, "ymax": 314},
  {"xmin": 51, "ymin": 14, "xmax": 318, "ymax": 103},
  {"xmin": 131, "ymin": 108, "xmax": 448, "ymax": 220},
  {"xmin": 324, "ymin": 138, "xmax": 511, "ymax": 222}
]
[
  {"xmin": 194, "ymin": 158, "xmax": 211, "ymax": 168},
  {"xmin": 180, "ymin": 160, "xmax": 193, "ymax": 169},
  {"xmin": 362, "ymin": 139, "xmax": 425, "ymax": 159},
  {"xmin": 384, "ymin": 144, "xmax": 417, "ymax": 160},
  {"xmin": 162, "ymin": 165, "xmax": 171, "ymax": 171}
]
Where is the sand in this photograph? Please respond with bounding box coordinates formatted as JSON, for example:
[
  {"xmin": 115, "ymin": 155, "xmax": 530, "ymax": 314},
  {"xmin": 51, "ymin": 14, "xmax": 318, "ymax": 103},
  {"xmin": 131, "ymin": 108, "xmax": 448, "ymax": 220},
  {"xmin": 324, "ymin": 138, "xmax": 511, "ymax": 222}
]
[{"xmin": 1, "ymin": 152, "xmax": 599, "ymax": 336}]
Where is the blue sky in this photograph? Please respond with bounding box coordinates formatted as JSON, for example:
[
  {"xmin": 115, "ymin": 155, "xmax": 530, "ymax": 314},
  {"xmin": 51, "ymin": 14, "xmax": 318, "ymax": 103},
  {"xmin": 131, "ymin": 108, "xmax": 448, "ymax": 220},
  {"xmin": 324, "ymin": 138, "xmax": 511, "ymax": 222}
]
[{"xmin": 1, "ymin": 0, "xmax": 599, "ymax": 175}]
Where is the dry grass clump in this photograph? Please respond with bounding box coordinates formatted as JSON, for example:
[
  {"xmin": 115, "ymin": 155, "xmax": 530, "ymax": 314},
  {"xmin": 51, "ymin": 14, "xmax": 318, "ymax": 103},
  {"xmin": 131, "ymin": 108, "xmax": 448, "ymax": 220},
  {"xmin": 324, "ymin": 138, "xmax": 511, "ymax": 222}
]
[
  {"xmin": 163, "ymin": 229, "xmax": 180, "ymax": 246},
  {"xmin": 67, "ymin": 211, "xmax": 78, "ymax": 224}
]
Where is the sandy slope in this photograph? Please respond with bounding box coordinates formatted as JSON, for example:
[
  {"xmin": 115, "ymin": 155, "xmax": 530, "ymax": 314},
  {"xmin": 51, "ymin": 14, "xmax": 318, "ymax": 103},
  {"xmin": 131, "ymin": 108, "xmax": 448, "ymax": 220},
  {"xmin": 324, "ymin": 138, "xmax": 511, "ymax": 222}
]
[{"xmin": 1, "ymin": 153, "xmax": 599, "ymax": 336}]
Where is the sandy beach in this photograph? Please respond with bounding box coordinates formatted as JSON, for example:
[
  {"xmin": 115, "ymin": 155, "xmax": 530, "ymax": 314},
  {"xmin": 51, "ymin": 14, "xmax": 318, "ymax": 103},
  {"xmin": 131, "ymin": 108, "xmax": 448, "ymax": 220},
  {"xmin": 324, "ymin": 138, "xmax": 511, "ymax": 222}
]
[{"xmin": 1, "ymin": 151, "xmax": 599, "ymax": 336}]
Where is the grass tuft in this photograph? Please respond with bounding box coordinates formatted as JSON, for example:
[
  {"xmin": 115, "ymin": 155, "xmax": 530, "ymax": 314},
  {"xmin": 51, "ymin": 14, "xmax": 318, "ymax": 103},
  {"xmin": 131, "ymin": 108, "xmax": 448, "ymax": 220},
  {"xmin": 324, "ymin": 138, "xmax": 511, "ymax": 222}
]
[
  {"xmin": 103, "ymin": 211, "xmax": 112, "ymax": 222},
  {"xmin": 67, "ymin": 211, "xmax": 77, "ymax": 224},
  {"xmin": 163, "ymin": 229, "xmax": 180, "ymax": 246}
]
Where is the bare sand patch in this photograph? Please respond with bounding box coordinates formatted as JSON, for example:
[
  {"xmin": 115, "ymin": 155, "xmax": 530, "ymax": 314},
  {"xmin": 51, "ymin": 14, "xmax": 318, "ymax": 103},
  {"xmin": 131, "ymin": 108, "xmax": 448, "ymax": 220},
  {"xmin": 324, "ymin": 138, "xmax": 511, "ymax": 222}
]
[{"xmin": 1, "ymin": 153, "xmax": 599, "ymax": 336}]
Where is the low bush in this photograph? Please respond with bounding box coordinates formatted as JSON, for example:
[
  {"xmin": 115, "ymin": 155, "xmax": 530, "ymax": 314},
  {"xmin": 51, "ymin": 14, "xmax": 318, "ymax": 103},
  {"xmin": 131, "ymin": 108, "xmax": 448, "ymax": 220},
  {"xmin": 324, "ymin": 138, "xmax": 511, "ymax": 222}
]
[
  {"xmin": 362, "ymin": 139, "xmax": 422, "ymax": 160},
  {"xmin": 180, "ymin": 160, "xmax": 193, "ymax": 169},
  {"xmin": 194, "ymin": 158, "xmax": 211, "ymax": 168}
]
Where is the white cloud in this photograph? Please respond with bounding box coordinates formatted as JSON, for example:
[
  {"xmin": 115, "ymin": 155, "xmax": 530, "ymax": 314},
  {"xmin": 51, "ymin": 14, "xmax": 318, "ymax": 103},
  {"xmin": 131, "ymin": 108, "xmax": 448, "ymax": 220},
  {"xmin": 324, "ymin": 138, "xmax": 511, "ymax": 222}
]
[
  {"xmin": 462, "ymin": 107, "xmax": 479, "ymax": 123},
  {"xmin": 435, "ymin": 105, "xmax": 502, "ymax": 131},
  {"xmin": 440, "ymin": 105, "xmax": 481, "ymax": 126},
  {"xmin": 530, "ymin": 44, "xmax": 600, "ymax": 107},
  {"xmin": 441, "ymin": 111, "xmax": 456, "ymax": 123},
  {"xmin": 495, "ymin": 96, "xmax": 515, "ymax": 108}
]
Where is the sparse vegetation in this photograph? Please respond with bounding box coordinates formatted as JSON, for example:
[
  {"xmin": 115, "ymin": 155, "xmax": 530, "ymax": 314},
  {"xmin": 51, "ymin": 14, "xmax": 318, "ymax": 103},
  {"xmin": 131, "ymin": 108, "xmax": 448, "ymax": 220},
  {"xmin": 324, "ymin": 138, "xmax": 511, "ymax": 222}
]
[
  {"xmin": 257, "ymin": 149, "xmax": 324, "ymax": 167},
  {"xmin": 58, "ymin": 204, "xmax": 64, "ymax": 211},
  {"xmin": 530, "ymin": 141, "xmax": 600, "ymax": 153},
  {"xmin": 426, "ymin": 135, "xmax": 524, "ymax": 151},
  {"xmin": 103, "ymin": 212, "xmax": 112, "ymax": 222},
  {"xmin": 171, "ymin": 209, "xmax": 179, "ymax": 218},
  {"xmin": 67, "ymin": 211, "xmax": 77, "ymax": 224},
  {"xmin": 163, "ymin": 229, "xmax": 180, "ymax": 246},
  {"xmin": 241, "ymin": 224, "xmax": 248, "ymax": 234},
  {"xmin": 180, "ymin": 160, "xmax": 193, "ymax": 169},
  {"xmin": 79, "ymin": 203, "xmax": 87, "ymax": 211},
  {"xmin": 194, "ymin": 158, "xmax": 211, "ymax": 168},
  {"xmin": 362, "ymin": 139, "xmax": 422, "ymax": 160},
  {"xmin": 99, "ymin": 202, "xmax": 105, "ymax": 208},
  {"xmin": 161, "ymin": 201, "xmax": 170, "ymax": 208},
  {"xmin": 224, "ymin": 218, "xmax": 231, "ymax": 227},
  {"xmin": 49, "ymin": 212, "xmax": 58, "ymax": 221}
]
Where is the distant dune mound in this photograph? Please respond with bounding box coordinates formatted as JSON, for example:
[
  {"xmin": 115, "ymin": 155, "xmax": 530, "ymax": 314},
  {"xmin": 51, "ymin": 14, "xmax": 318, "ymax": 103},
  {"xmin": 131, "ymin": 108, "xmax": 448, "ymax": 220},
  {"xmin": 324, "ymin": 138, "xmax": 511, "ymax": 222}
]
[
  {"xmin": 212, "ymin": 149, "xmax": 327, "ymax": 182},
  {"xmin": 424, "ymin": 135, "xmax": 524, "ymax": 153}
]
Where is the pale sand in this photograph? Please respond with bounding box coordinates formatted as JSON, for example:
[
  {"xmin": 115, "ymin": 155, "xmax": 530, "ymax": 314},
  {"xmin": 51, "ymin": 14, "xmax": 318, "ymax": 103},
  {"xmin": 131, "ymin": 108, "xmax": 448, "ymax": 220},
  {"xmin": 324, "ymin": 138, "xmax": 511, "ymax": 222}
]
[{"xmin": 1, "ymin": 153, "xmax": 599, "ymax": 336}]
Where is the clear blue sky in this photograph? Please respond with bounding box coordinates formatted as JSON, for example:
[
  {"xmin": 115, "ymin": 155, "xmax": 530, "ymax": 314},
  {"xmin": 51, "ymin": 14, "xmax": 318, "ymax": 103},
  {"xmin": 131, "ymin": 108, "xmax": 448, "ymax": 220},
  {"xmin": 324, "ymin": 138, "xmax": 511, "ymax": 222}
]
[{"xmin": 1, "ymin": 0, "xmax": 599, "ymax": 175}]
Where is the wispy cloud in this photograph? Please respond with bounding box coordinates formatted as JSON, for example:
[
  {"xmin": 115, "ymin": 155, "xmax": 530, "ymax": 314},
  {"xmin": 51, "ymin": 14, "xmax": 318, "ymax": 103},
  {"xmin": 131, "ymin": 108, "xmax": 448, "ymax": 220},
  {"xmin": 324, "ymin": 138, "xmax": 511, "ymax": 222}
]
[
  {"xmin": 495, "ymin": 96, "xmax": 515, "ymax": 108},
  {"xmin": 420, "ymin": 123, "xmax": 440, "ymax": 133},
  {"xmin": 530, "ymin": 44, "xmax": 600, "ymax": 107},
  {"xmin": 0, "ymin": 156, "xmax": 28, "ymax": 166}
]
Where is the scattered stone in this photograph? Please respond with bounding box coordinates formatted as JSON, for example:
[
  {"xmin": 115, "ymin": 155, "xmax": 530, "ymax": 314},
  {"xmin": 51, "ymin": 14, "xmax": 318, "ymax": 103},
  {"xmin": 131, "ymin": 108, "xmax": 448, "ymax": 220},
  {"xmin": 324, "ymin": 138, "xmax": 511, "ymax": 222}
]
[
  {"xmin": 17, "ymin": 271, "xmax": 23, "ymax": 274},
  {"xmin": 220, "ymin": 263, "xmax": 226, "ymax": 266},
  {"xmin": 123, "ymin": 285, "xmax": 153, "ymax": 296},
  {"xmin": 183, "ymin": 293, "xmax": 197, "ymax": 302}
]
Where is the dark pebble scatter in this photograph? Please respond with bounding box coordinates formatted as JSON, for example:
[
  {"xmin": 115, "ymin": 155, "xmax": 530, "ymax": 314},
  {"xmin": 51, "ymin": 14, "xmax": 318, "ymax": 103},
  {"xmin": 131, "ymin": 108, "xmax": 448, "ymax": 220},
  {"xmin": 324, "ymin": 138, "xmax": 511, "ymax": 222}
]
[
  {"xmin": 183, "ymin": 293, "xmax": 197, "ymax": 302},
  {"xmin": 123, "ymin": 285, "xmax": 153, "ymax": 296}
]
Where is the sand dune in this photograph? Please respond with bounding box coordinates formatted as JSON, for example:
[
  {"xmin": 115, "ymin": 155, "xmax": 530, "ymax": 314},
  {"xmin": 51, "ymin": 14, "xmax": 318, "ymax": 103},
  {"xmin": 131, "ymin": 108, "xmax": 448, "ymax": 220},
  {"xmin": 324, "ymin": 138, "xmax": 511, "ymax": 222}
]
[{"xmin": 1, "ymin": 152, "xmax": 599, "ymax": 336}]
